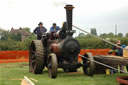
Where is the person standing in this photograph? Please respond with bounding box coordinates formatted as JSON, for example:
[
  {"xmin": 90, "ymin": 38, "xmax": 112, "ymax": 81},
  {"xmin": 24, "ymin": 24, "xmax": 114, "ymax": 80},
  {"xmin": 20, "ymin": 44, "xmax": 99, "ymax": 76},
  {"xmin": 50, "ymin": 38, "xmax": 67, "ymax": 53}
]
[
  {"xmin": 108, "ymin": 40, "xmax": 124, "ymax": 73},
  {"xmin": 34, "ymin": 22, "xmax": 47, "ymax": 40},
  {"xmin": 50, "ymin": 23, "xmax": 60, "ymax": 33}
]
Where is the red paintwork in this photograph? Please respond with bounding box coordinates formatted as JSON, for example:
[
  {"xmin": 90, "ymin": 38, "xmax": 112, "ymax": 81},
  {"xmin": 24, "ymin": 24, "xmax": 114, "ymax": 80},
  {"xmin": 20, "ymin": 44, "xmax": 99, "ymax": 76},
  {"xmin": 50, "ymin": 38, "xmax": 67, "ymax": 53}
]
[
  {"xmin": 117, "ymin": 76, "xmax": 128, "ymax": 85},
  {"xmin": 50, "ymin": 40, "xmax": 62, "ymax": 56}
]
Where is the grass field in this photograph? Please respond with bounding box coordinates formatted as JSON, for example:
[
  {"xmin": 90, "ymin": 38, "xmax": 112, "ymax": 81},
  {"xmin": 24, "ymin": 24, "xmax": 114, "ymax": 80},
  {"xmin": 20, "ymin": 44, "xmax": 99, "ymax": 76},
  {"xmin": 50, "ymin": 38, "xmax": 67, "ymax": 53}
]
[{"xmin": 0, "ymin": 63, "xmax": 128, "ymax": 85}]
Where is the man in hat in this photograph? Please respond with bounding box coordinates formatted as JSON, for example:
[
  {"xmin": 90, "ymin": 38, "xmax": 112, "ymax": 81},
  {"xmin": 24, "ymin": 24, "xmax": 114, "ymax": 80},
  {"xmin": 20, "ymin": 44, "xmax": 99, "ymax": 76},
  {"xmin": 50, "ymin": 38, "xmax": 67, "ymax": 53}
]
[
  {"xmin": 34, "ymin": 22, "xmax": 47, "ymax": 40},
  {"xmin": 50, "ymin": 23, "xmax": 60, "ymax": 33}
]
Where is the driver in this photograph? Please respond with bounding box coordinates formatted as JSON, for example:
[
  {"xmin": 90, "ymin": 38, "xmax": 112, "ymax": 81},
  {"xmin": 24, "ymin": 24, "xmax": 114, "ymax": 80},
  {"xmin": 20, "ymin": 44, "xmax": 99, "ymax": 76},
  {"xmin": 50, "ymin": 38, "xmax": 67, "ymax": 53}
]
[{"xmin": 34, "ymin": 22, "xmax": 47, "ymax": 40}]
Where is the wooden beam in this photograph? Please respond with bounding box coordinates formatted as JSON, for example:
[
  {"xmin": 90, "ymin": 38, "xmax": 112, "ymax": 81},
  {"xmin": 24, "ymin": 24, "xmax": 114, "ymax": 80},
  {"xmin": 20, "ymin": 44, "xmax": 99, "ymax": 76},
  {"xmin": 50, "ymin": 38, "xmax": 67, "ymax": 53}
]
[
  {"xmin": 21, "ymin": 76, "xmax": 35, "ymax": 85},
  {"xmin": 94, "ymin": 55, "xmax": 128, "ymax": 66}
]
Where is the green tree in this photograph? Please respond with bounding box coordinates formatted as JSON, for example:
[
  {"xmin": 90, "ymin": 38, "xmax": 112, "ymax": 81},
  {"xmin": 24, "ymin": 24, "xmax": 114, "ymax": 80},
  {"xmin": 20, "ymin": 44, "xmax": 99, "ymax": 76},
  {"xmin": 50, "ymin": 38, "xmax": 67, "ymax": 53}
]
[
  {"xmin": 0, "ymin": 29, "xmax": 10, "ymax": 41},
  {"xmin": 23, "ymin": 34, "xmax": 36, "ymax": 49},
  {"xmin": 100, "ymin": 33, "xmax": 107, "ymax": 38},
  {"xmin": 15, "ymin": 32, "xmax": 22, "ymax": 41},
  {"xmin": 23, "ymin": 27, "xmax": 31, "ymax": 33},
  {"xmin": 79, "ymin": 33, "xmax": 85, "ymax": 37},
  {"xmin": 86, "ymin": 34, "xmax": 93, "ymax": 38},
  {"xmin": 107, "ymin": 32, "xmax": 114, "ymax": 38},
  {"xmin": 125, "ymin": 33, "xmax": 128, "ymax": 37},
  {"xmin": 118, "ymin": 33, "xmax": 123, "ymax": 37},
  {"xmin": 0, "ymin": 28, "xmax": 36, "ymax": 50}
]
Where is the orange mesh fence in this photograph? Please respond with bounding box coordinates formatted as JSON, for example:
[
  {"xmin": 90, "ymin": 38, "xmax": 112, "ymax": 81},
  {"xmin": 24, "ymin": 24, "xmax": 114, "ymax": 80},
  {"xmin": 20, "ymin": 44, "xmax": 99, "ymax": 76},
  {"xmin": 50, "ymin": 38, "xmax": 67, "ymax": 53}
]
[
  {"xmin": 0, "ymin": 50, "xmax": 29, "ymax": 63},
  {"xmin": 78, "ymin": 49, "xmax": 111, "ymax": 62},
  {"xmin": 0, "ymin": 49, "xmax": 111, "ymax": 63}
]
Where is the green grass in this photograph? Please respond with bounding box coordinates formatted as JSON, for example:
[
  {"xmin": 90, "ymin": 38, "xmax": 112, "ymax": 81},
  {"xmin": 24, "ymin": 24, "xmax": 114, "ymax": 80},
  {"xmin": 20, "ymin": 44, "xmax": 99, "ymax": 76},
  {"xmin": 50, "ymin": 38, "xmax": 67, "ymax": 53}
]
[{"xmin": 0, "ymin": 63, "xmax": 128, "ymax": 85}]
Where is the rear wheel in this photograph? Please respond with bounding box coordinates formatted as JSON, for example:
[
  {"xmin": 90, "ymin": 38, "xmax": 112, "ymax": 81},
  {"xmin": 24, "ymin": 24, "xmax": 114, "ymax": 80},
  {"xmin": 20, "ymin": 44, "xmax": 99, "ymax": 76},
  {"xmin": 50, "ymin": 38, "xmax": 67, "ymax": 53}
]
[
  {"xmin": 48, "ymin": 53, "xmax": 58, "ymax": 79},
  {"xmin": 82, "ymin": 52, "xmax": 95, "ymax": 76},
  {"xmin": 29, "ymin": 40, "xmax": 45, "ymax": 74}
]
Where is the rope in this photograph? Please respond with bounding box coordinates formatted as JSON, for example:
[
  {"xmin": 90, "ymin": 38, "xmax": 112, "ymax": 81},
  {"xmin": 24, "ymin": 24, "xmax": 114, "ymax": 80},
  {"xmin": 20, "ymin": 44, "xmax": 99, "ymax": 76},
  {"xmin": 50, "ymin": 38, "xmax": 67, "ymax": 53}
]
[
  {"xmin": 79, "ymin": 54, "xmax": 128, "ymax": 73},
  {"xmin": 73, "ymin": 25, "xmax": 128, "ymax": 51}
]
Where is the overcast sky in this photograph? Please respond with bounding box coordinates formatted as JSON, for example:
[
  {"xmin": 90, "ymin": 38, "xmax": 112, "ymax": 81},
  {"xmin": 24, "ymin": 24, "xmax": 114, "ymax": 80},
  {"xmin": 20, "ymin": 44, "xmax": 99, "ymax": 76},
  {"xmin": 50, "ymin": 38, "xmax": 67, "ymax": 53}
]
[{"xmin": 0, "ymin": 0, "xmax": 128, "ymax": 36}]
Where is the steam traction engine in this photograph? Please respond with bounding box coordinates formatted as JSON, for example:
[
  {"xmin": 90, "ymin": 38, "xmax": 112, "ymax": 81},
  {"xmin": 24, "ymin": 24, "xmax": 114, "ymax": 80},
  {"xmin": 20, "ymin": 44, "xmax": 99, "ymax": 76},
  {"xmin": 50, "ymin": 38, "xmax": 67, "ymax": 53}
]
[{"xmin": 29, "ymin": 5, "xmax": 95, "ymax": 78}]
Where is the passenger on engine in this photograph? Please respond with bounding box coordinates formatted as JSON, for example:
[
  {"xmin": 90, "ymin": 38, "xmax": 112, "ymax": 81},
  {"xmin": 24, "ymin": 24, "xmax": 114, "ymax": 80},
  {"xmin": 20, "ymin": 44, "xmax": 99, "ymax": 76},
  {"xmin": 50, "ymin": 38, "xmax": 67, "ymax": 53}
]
[
  {"xmin": 50, "ymin": 23, "xmax": 60, "ymax": 33},
  {"xmin": 34, "ymin": 22, "xmax": 47, "ymax": 40}
]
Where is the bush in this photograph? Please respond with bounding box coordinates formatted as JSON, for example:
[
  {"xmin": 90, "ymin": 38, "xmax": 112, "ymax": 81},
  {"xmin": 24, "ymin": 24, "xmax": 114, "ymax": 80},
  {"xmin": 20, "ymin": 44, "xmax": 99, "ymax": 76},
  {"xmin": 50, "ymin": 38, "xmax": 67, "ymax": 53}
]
[
  {"xmin": 0, "ymin": 35, "xmax": 36, "ymax": 51},
  {"xmin": 76, "ymin": 36, "xmax": 128, "ymax": 49}
]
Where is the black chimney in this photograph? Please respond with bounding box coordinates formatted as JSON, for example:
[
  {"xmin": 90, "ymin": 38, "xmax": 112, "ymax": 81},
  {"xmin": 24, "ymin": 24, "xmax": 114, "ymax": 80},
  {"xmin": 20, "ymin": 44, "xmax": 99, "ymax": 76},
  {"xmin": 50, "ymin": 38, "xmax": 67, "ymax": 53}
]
[{"xmin": 64, "ymin": 5, "xmax": 74, "ymax": 35}]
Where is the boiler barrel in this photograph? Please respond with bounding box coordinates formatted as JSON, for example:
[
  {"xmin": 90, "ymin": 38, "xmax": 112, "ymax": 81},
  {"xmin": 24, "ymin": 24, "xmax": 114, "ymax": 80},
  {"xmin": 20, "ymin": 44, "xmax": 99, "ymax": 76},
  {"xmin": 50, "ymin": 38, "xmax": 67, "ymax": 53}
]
[{"xmin": 50, "ymin": 37, "xmax": 80, "ymax": 58}]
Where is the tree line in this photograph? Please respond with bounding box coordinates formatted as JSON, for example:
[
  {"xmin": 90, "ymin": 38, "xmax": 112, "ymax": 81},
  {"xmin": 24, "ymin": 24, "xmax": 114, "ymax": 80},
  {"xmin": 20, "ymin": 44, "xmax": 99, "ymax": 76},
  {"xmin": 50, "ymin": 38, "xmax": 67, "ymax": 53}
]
[
  {"xmin": 0, "ymin": 28, "xmax": 128, "ymax": 50},
  {"xmin": 0, "ymin": 28, "xmax": 36, "ymax": 50},
  {"xmin": 77, "ymin": 28, "xmax": 128, "ymax": 49}
]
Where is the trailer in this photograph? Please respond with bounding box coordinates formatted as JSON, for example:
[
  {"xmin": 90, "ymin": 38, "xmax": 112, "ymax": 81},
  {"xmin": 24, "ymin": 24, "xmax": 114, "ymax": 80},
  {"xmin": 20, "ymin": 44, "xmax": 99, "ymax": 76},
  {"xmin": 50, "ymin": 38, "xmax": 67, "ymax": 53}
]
[{"xmin": 93, "ymin": 50, "xmax": 128, "ymax": 74}]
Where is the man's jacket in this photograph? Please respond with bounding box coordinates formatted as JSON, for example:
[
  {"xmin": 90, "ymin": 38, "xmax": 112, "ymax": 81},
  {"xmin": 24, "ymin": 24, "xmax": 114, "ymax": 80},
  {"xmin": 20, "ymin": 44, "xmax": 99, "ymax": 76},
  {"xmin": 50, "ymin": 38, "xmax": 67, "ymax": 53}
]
[{"xmin": 34, "ymin": 26, "xmax": 47, "ymax": 35}]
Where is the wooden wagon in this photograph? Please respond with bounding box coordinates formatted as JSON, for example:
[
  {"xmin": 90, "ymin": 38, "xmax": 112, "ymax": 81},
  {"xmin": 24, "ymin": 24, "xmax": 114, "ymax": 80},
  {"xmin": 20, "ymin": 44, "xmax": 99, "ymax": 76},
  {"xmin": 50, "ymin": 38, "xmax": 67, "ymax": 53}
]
[{"xmin": 93, "ymin": 50, "xmax": 128, "ymax": 74}]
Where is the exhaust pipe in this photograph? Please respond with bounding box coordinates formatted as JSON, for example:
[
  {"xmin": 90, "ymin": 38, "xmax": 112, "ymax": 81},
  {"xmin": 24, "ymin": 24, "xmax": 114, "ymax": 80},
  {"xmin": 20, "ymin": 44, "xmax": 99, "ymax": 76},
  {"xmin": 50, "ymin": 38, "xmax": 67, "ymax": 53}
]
[{"xmin": 64, "ymin": 5, "xmax": 74, "ymax": 36}]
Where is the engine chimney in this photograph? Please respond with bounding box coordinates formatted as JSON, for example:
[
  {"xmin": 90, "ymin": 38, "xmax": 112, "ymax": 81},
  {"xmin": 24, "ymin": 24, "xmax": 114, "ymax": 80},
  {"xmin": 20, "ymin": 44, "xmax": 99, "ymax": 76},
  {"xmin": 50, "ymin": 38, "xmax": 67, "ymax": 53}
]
[{"xmin": 64, "ymin": 5, "xmax": 74, "ymax": 35}]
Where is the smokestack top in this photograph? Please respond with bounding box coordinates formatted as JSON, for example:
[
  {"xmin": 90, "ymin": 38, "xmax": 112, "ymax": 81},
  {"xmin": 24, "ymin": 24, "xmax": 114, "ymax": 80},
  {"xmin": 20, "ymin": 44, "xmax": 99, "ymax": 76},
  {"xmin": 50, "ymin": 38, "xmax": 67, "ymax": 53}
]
[{"xmin": 64, "ymin": 4, "xmax": 74, "ymax": 10}]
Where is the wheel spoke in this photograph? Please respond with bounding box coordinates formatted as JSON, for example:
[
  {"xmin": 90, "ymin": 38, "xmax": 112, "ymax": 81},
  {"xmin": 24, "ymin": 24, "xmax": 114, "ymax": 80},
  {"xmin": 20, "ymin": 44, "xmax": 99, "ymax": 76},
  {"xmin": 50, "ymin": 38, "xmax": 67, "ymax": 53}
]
[
  {"xmin": 31, "ymin": 54, "xmax": 36, "ymax": 60},
  {"xmin": 32, "ymin": 60, "xmax": 36, "ymax": 64},
  {"xmin": 31, "ymin": 50, "xmax": 35, "ymax": 54},
  {"xmin": 87, "ymin": 61, "xmax": 90, "ymax": 66},
  {"xmin": 86, "ymin": 64, "xmax": 89, "ymax": 67}
]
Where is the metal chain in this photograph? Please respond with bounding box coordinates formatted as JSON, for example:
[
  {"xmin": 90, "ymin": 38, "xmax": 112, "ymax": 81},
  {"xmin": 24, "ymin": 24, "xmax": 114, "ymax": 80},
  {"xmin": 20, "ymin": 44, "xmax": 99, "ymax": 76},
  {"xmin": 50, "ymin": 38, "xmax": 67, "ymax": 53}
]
[
  {"xmin": 79, "ymin": 54, "xmax": 128, "ymax": 73},
  {"xmin": 73, "ymin": 25, "xmax": 128, "ymax": 51}
]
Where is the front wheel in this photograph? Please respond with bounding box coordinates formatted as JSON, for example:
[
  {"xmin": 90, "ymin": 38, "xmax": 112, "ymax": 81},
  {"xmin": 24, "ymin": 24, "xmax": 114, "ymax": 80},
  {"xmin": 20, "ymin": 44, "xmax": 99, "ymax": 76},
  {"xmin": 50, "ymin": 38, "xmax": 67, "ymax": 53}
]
[
  {"xmin": 82, "ymin": 52, "xmax": 95, "ymax": 76},
  {"xmin": 48, "ymin": 53, "xmax": 58, "ymax": 79}
]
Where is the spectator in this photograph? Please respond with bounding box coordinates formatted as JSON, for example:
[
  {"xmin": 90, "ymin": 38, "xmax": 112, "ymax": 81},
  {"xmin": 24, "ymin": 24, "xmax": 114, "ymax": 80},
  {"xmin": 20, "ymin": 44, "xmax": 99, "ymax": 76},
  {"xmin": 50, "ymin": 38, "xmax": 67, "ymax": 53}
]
[
  {"xmin": 34, "ymin": 22, "xmax": 47, "ymax": 40},
  {"xmin": 108, "ymin": 40, "xmax": 123, "ymax": 56},
  {"xmin": 108, "ymin": 40, "xmax": 124, "ymax": 74}
]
